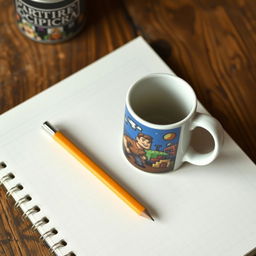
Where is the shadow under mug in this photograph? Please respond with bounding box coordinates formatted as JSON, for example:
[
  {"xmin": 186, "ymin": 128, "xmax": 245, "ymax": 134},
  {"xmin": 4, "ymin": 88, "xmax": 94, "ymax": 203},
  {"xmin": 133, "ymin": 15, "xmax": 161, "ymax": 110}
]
[{"xmin": 122, "ymin": 73, "xmax": 224, "ymax": 173}]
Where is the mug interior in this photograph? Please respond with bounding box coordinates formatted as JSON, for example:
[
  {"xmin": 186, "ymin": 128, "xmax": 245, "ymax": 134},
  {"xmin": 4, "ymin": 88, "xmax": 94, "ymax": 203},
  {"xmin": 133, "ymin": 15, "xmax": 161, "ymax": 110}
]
[{"xmin": 128, "ymin": 74, "xmax": 196, "ymax": 125}]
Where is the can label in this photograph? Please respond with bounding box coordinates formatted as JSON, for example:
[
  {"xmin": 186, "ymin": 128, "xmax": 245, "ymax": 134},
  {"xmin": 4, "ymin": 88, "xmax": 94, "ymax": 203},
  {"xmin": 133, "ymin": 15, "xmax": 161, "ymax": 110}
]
[{"xmin": 15, "ymin": 0, "xmax": 85, "ymax": 43}]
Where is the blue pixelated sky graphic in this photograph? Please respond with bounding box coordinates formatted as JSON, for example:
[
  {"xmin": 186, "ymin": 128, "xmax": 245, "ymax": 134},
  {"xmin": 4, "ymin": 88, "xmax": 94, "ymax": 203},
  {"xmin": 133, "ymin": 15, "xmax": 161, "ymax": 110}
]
[{"xmin": 124, "ymin": 108, "xmax": 181, "ymax": 152}]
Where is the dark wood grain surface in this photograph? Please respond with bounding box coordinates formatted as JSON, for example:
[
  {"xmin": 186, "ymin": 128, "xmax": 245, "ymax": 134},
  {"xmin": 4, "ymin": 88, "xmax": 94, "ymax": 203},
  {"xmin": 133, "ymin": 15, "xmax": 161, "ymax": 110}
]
[{"xmin": 0, "ymin": 0, "xmax": 256, "ymax": 255}]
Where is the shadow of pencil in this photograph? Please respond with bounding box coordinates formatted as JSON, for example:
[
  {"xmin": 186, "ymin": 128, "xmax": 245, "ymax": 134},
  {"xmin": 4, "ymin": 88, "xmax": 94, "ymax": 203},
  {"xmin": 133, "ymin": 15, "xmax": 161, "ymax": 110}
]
[{"xmin": 58, "ymin": 126, "xmax": 160, "ymax": 220}]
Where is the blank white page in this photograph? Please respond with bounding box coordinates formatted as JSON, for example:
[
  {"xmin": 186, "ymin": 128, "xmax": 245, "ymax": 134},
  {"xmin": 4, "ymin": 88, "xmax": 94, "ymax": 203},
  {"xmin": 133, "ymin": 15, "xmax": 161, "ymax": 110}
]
[{"xmin": 0, "ymin": 37, "xmax": 255, "ymax": 256}]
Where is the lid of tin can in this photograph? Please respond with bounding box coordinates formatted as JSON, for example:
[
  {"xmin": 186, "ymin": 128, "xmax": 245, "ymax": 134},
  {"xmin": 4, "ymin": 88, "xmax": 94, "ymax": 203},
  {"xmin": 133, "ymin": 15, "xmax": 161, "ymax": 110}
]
[{"xmin": 29, "ymin": 0, "xmax": 67, "ymax": 3}]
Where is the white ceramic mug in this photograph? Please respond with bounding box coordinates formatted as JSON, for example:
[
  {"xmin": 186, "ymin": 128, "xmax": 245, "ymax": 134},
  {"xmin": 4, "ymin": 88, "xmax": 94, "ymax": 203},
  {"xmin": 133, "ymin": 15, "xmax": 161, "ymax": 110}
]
[{"xmin": 122, "ymin": 73, "xmax": 223, "ymax": 173}]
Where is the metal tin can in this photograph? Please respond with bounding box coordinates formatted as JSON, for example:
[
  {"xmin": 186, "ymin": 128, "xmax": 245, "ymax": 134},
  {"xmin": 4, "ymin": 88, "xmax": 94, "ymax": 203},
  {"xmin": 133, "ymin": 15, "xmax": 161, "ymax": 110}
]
[{"xmin": 14, "ymin": 0, "xmax": 86, "ymax": 43}]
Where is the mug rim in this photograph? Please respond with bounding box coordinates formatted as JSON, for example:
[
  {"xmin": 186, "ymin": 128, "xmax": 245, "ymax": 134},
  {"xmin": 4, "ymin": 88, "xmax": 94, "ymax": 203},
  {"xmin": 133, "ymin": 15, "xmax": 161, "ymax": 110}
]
[{"xmin": 126, "ymin": 73, "xmax": 197, "ymax": 130}]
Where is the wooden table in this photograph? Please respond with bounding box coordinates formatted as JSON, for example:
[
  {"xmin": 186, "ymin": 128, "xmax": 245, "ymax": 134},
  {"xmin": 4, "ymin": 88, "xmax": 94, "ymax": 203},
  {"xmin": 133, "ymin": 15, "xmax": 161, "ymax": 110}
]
[{"xmin": 0, "ymin": 0, "xmax": 256, "ymax": 255}]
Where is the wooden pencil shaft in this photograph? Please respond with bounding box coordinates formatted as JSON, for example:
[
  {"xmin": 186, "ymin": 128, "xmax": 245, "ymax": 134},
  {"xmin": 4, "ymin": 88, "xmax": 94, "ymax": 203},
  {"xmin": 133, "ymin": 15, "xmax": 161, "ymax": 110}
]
[{"xmin": 53, "ymin": 131, "xmax": 145, "ymax": 215}]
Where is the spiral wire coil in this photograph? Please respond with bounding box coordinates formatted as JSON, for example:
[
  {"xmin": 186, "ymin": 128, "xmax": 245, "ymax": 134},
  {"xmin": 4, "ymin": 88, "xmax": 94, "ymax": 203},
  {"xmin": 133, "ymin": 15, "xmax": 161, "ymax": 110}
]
[{"xmin": 0, "ymin": 162, "xmax": 76, "ymax": 256}]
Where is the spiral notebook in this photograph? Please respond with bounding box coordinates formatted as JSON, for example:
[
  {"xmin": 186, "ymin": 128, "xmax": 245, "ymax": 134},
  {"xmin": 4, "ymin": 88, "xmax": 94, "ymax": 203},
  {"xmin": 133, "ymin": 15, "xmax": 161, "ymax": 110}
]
[{"xmin": 0, "ymin": 37, "xmax": 256, "ymax": 256}]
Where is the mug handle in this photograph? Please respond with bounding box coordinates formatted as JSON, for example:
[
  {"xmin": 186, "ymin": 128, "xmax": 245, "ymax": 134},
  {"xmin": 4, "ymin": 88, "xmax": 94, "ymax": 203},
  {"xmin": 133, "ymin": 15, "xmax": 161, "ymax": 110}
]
[{"xmin": 183, "ymin": 113, "xmax": 224, "ymax": 165}]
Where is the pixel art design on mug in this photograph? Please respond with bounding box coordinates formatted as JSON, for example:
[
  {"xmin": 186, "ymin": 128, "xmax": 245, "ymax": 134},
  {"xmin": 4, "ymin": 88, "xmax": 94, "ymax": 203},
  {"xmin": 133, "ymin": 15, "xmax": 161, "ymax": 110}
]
[{"xmin": 123, "ymin": 108, "xmax": 181, "ymax": 173}]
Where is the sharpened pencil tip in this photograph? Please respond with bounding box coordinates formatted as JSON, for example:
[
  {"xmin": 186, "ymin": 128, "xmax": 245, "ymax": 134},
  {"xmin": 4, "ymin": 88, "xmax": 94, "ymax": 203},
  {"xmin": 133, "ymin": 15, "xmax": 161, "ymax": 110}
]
[{"xmin": 141, "ymin": 209, "xmax": 155, "ymax": 221}]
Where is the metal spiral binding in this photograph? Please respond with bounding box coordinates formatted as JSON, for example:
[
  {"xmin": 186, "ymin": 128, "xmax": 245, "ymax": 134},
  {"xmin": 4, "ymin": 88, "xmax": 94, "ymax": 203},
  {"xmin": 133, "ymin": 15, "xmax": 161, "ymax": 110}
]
[
  {"xmin": 64, "ymin": 253, "xmax": 76, "ymax": 256},
  {"xmin": 50, "ymin": 240, "xmax": 67, "ymax": 253},
  {"xmin": 0, "ymin": 173, "xmax": 15, "ymax": 185},
  {"xmin": 40, "ymin": 228, "xmax": 58, "ymax": 240},
  {"xmin": 22, "ymin": 205, "xmax": 40, "ymax": 219},
  {"xmin": 0, "ymin": 162, "xmax": 75, "ymax": 256},
  {"xmin": 6, "ymin": 184, "xmax": 23, "ymax": 197},
  {"xmin": 14, "ymin": 194, "xmax": 32, "ymax": 208},
  {"xmin": 32, "ymin": 217, "xmax": 49, "ymax": 230}
]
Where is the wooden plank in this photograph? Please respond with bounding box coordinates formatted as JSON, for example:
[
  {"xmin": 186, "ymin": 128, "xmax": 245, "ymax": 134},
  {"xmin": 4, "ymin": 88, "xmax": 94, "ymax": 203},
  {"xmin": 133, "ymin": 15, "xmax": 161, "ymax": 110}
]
[
  {"xmin": 0, "ymin": 0, "xmax": 135, "ymax": 255},
  {"xmin": 0, "ymin": 0, "xmax": 256, "ymax": 255},
  {"xmin": 123, "ymin": 0, "xmax": 256, "ymax": 162},
  {"xmin": 0, "ymin": 0, "xmax": 135, "ymax": 113},
  {"xmin": 0, "ymin": 187, "xmax": 49, "ymax": 256}
]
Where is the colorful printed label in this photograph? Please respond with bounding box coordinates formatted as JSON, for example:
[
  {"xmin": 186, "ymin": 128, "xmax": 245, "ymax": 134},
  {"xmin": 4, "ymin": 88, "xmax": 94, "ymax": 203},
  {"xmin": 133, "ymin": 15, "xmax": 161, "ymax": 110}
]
[
  {"xmin": 123, "ymin": 108, "xmax": 181, "ymax": 173},
  {"xmin": 15, "ymin": 0, "xmax": 85, "ymax": 43}
]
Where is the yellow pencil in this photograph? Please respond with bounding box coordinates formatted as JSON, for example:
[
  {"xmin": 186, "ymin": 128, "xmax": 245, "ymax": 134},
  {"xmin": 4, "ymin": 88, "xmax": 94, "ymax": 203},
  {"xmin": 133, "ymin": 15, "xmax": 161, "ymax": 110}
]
[{"xmin": 42, "ymin": 121, "xmax": 154, "ymax": 221}]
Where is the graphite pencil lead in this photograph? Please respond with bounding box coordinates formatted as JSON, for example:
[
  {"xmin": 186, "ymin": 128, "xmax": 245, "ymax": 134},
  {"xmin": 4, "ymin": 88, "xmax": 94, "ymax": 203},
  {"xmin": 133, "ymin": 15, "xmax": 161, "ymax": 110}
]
[{"xmin": 141, "ymin": 209, "xmax": 155, "ymax": 221}]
